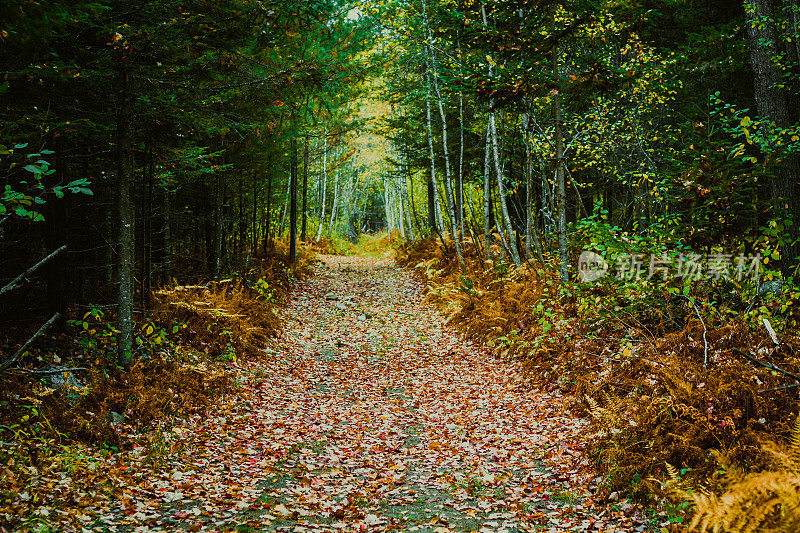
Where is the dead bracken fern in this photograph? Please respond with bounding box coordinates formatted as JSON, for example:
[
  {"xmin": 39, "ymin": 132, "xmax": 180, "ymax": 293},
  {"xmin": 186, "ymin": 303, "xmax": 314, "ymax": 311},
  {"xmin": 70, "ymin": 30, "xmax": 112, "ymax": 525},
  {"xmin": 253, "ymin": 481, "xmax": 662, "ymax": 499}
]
[
  {"xmin": 585, "ymin": 392, "xmax": 624, "ymax": 437},
  {"xmin": 676, "ymin": 412, "xmax": 800, "ymax": 533},
  {"xmin": 154, "ymin": 280, "xmax": 278, "ymax": 359}
]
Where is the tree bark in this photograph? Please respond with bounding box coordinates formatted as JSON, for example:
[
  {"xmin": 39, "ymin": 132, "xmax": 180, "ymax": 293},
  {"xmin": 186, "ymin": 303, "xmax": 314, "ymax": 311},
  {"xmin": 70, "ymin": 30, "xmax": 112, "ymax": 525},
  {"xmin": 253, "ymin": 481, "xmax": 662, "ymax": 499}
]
[
  {"xmin": 301, "ymin": 136, "xmax": 309, "ymax": 243},
  {"xmin": 483, "ymin": 122, "xmax": 493, "ymax": 263},
  {"xmin": 289, "ymin": 138, "xmax": 298, "ymax": 264},
  {"xmin": 458, "ymin": 92, "xmax": 465, "ymax": 237},
  {"xmin": 481, "ymin": 2, "xmax": 521, "ymax": 267},
  {"xmin": 115, "ymin": 50, "xmax": 135, "ymax": 367},
  {"xmin": 162, "ymin": 186, "xmax": 172, "ymax": 283},
  {"xmin": 745, "ymin": 0, "xmax": 800, "ymax": 273},
  {"xmin": 213, "ymin": 166, "xmax": 223, "ymax": 278},
  {"xmin": 552, "ymin": 7, "xmax": 569, "ymax": 281},
  {"xmin": 264, "ymin": 175, "xmax": 273, "ymax": 254},
  {"xmin": 316, "ymin": 133, "xmax": 328, "ymax": 242},
  {"xmin": 424, "ymin": 68, "xmax": 444, "ymax": 237},
  {"xmin": 328, "ymin": 150, "xmax": 340, "ymax": 240},
  {"xmin": 422, "ymin": 0, "xmax": 465, "ymax": 272}
]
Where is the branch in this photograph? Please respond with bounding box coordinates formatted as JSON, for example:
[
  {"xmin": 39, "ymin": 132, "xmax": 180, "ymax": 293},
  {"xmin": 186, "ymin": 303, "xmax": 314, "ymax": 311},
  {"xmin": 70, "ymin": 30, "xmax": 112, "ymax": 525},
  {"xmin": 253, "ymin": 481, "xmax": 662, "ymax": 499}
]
[
  {"xmin": 681, "ymin": 295, "xmax": 709, "ymax": 370},
  {"xmin": 734, "ymin": 348, "xmax": 800, "ymax": 382},
  {"xmin": 0, "ymin": 245, "xmax": 67, "ymax": 299},
  {"xmin": 15, "ymin": 367, "xmax": 88, "ymax": 376},
  {"xmin": 0, "ymin": 313, "xmax": 61, "ymax": 372}
]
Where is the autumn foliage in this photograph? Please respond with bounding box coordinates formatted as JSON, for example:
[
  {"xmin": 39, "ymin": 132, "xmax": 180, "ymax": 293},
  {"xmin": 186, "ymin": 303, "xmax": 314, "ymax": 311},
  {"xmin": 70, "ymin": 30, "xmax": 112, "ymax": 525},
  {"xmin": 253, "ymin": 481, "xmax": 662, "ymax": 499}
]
[
  {"xmin": 0, "ymin": 245, "xmax": 315, "ymax": 528},
  {"xmin": 397, "ymin": 236, "xmax": 800, "ymax": 526}
]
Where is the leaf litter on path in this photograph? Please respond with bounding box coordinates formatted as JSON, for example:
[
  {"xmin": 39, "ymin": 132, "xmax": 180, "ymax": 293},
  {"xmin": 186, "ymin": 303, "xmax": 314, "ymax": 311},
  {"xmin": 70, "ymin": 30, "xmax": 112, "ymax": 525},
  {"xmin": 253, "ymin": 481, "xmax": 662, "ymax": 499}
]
[{"xmin": 26, "ymin": 255, "xmax": 651, "ymax": 533}]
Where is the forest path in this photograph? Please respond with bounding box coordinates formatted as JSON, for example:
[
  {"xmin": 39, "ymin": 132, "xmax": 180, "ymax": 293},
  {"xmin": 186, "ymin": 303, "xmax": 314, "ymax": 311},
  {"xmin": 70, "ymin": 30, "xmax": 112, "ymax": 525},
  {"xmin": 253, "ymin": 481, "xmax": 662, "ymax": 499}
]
[{"xmin": 98, "ymin": 255, "xmax": 647, "ymax": 532}]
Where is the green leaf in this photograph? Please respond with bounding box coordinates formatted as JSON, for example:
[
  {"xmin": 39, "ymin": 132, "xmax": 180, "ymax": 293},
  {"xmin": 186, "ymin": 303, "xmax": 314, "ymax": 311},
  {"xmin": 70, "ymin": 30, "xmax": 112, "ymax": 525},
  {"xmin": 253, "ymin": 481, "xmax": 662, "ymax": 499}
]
[
  {"xmin": 13, "ymin": 143, "xmax": 28, "ymax": 149},
  {"xmin": 23, "ymin": 164, "xmax": 40, "ymax": 174}
]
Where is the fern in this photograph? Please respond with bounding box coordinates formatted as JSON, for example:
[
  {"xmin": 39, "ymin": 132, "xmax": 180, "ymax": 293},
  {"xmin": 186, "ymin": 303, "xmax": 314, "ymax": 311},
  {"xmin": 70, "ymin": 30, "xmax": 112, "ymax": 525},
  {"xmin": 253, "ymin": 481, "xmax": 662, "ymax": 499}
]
[
  {"xmin": 675, "ymin": 413, "xmax": 800, "ymax": 532},
  {"xmin": 791, "ymin": 412, "xmax": 800, "ymax": 452}
]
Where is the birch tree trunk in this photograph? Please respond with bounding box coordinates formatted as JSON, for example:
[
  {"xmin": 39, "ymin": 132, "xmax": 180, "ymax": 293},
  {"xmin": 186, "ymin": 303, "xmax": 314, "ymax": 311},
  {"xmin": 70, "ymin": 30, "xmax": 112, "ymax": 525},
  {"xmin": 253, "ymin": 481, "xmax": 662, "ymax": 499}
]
[
  {"xmin": 522, "ymin": 113, "xmax": 546, "ymax": 266},
  {"xmin": 458, "ymin": 92, "xmax": 465, "ymax": 238},
  {"xmin": 328, "ymin": 154, "xmax": 340, "ymax": 240},
  {"xmin": 483, "ymin": 123, "xmax": 493, "ymax": 262},
  {"xmin": 481, "ymin": 2, "xmax": 520, "ymax": 267},
  {"xmin": 552, "ymin": 7, "xmax": 569, "ymax": 281},
  {"xmin": 424, "ymin": 68, "xmax": 444, "ymax": 236},
  {"xmin": 404, "ymin": 173, "xmax": 415, "ymax": 240},
  {"xmin": 301, "ymin": 136, "xmax": 308, "ymax": 243},
  {"xmin": 423, "ymin": 0, "xmax": 465, "ymax": 272},
  {"xmin": 316, "ymin": 133, "xmax": 328, "ymax": 242},
  {"xmin": 278, "ymin": 171, "xmax": 292, "ymax": 237}
]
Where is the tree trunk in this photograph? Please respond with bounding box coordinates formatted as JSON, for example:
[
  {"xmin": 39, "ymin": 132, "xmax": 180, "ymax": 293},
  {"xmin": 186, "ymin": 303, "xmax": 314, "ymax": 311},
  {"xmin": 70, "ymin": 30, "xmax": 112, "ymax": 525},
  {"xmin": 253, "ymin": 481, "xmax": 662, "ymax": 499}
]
[
  {"xmin": 423, "ymin": 68, "xmax": 445, "ymax": 239},
  {"xmin": 422, "ymin": 0, "xmax": 465, "ymax": 271},
  {"xmin": 458, "ymin": 92, "xmax": 465, "ymax": 237},
  {"xmin": 289, "ymin": 138, "xmax": 298, "ymax": 264},
  {"xmin": 328, "ymin": 154, "xmax": 340, "ymax": 240},
  {"xmin": 278, "ymin": 169, "xmax": 292, "ymax": 237},
  {"xmin": 162, "ymin": 185, "xmax": 172, "ymax": 283},
  {"xmin": 264, "ymin": 175, "xmax": 273, "ymax": 255},
  {"xmin": 552, "ymin": 7, "xmax": 569, "ymax": 281},
  {"xmin": 143, "ymin": 143, "xmax": 154, "ymax": 308},
  {"xmin": 745, "ymin": 0, "xmax": 800, "ymax": 273},
  {"xmin": 316, "ymin": 133, "xmax": 328, "ymax": 242},
  {"xmin": 481, "ymin": 2, "xmax": 520, "ymax": 267},
  {"xmin": 489, "ymin": 112, "xmax": 521, "ymax": 267},
  {"xmin": 213, "ymin": 167, "xmax": 223, "ymax": 278},
  {"xmin": 483, "ymin": 122, "xmax": 493, "ymax": 263},
  {"xmin": 522, "ymin": 113, "xmax": 546, "ymax": 267},
  {"xmin": 252, "ymin": 182, "xmax": 258, "ymax": 252},
  {"xmin": 301, "ymin": 136, "xmax": 308, "ymax": 243},
  {"xmin": 115, "ymin": 52, "xmax": 135, "ymax": 367}
]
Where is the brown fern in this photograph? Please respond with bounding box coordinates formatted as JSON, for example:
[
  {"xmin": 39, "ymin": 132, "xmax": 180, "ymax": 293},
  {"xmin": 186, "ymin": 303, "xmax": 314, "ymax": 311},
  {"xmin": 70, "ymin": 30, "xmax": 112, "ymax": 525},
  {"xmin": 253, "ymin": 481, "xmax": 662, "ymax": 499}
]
[{"xmin": 677, "ymin": 413, "xmax": 800, "ymax": 532}]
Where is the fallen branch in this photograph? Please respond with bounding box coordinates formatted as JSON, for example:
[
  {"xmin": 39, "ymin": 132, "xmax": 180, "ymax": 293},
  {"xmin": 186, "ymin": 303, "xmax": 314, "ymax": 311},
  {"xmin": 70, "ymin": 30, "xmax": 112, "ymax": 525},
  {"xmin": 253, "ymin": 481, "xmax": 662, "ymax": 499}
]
[
  {"xmin": 14, "ymin": 367, "xmax": 88, "ymax": 376},
  {"xmin": 734, "ymin": 348, "xmax": 800, "ymax": 383},
  {"xmin": 0, "ymin": 312, "xmax": 61, "ymax": 372},
  {"xmin": 760, "ymin": 383, "xmax": 800, "ymax": 393},
  {"xmin": 0, "ymin": 245, "xmax": 67, "ymax": 299}
]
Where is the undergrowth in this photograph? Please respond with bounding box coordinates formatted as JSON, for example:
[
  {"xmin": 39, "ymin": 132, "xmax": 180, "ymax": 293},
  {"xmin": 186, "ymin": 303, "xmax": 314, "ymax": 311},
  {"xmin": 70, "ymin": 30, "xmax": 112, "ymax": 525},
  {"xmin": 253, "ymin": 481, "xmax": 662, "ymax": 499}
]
[
  {"xmin": 308, "ymin": 231, "xmax": 400, "ymax": 258},
  {"xmin": 397, "ymin": 235, "xmax": 800, "ymax": 531},
  {"xmin": 0, "ymin": 243, "xmax": 314, "ymax": 530}
]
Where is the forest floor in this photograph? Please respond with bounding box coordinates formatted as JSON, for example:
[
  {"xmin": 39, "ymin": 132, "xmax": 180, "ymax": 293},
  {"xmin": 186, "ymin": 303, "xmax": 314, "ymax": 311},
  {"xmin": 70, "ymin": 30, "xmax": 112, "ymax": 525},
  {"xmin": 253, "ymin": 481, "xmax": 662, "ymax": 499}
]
[{"xmin": 28, "ymin": 254, "xmax": 655, "ymax": 533}]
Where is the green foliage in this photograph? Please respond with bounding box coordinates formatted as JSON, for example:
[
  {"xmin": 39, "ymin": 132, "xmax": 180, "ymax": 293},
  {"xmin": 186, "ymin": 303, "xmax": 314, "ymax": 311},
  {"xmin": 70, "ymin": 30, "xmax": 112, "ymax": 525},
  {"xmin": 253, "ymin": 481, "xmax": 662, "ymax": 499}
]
[{"xmin": 0, "ymin": 143, "xmax": 92, "ymax": 222}]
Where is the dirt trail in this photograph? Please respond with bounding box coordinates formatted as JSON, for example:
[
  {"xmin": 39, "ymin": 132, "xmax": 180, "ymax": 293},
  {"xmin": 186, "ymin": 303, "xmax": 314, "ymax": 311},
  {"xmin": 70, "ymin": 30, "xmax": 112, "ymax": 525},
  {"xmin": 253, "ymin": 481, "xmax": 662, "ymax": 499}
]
[{"xmin": 87, "ymin": 255, "xmax": 649, "ymax": 532}]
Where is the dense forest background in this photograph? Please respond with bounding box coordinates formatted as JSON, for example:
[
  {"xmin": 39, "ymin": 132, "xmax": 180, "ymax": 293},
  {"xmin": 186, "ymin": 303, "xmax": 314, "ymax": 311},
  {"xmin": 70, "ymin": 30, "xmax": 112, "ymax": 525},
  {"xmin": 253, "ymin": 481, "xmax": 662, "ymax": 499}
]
[
  {"xmin": 3, "ymin": 0, "xmax": 799, "ymax": 364},
  {"xmin": 2, "ymin": 0, "xmax": 800, "ymax": 529}
]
